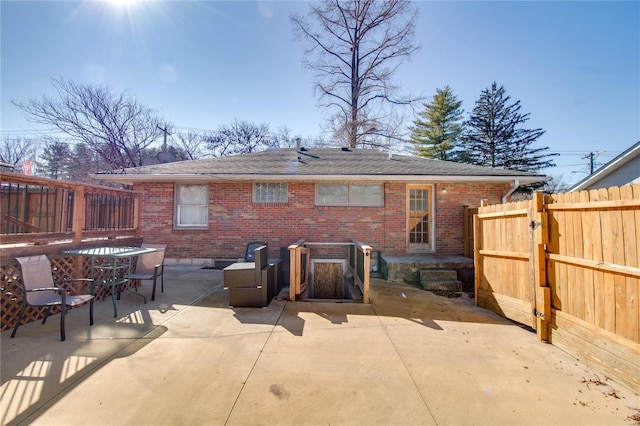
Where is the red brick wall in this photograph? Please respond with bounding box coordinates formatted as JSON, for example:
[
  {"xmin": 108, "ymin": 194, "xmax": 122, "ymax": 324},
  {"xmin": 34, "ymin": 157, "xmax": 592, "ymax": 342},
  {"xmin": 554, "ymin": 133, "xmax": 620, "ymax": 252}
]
[
  {"xmin": 434, "ymin": 182, "xmax": 509, "ymax": 254},
  {"xmin": 135, "ymin": 181, "xmax": 509, "ymax": 259}
]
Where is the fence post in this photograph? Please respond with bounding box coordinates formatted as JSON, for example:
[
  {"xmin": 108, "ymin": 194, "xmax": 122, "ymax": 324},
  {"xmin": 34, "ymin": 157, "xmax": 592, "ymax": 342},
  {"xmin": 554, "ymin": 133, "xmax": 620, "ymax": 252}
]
[
  {"xmin": 473, "ymin": 212, "xmax": 482, "ymax": 307},
  {"xmin": 463, "ymin": 206, "xmax": 470, "ymax": 258},
  {"xmin": 289, "ymin": 246, "xmax": 298, "ymax": 301},
  {"xmin": 530, "ymin": 192, "xmax": 550, "ymax": 341},
  {"xmin": 133, "ymin": 193, "xmax": 141, "ymax": 237},
  {"xmin": 71, "ymin": 185, "xmax": 86, "ymax": 286},
  {"xmin": 72, "ymin": 185, "xmax": 85, "ymax": 243},
  {"xmin": 361, "ymin": 245, "xmax": 371, "ymax": 304}
]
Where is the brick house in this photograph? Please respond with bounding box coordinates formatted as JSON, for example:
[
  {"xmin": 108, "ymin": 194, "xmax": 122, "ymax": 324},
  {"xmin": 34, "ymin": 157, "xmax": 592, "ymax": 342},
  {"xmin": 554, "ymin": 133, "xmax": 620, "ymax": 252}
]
[{"xmin": 95, "ymin": 148, "xmax": 547, "ymax": 265}]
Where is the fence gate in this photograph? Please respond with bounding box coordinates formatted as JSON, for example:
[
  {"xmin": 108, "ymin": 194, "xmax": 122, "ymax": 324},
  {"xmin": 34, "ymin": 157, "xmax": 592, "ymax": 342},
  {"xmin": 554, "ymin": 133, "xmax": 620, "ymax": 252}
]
[
  {"xmin": 474, "ymin": 186, "xmax": 640, "ymax": 390},
  {"xmin": 474, "ymin": 193, "xmax": 550, "ymax": 340}
]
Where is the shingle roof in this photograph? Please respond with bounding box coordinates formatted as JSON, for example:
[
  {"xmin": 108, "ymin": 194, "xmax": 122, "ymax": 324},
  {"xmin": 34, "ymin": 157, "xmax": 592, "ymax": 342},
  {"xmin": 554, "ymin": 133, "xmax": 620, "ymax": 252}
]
[{"xmin": 94, "ymin": 148, "xmax": 547, "ymax": 184}]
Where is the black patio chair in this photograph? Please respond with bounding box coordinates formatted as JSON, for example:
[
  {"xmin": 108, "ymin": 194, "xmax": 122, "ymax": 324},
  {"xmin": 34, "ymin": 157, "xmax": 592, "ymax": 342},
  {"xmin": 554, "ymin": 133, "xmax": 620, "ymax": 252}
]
[
  {"xmin": 12, "ymin": 255, "xmax": 94, "ymax": 341},
  {"xmin": 244, "ymin": 241, "xmax": 267, "ymax": 262},
  {"xmin": 129, "ymin": 244, "xmax": 167, "ymax": 301}
]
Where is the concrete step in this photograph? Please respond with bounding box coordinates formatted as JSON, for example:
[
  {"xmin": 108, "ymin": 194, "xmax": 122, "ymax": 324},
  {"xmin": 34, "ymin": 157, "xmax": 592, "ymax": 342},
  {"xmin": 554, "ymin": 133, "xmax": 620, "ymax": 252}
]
[
  {"xmin": 418, "ymin": 269, "xmax": 458, "ymax": 281},
  {"xmin": 418, "ymin": 269, "xmax": 462, "ymax": 292},
  {"xmin": 381, "ymin": 255, "xmax": 473, "ymax": 284},
  {"xmin": 419, "ymin": 279, "xmax": 463, "ymax": 292}
]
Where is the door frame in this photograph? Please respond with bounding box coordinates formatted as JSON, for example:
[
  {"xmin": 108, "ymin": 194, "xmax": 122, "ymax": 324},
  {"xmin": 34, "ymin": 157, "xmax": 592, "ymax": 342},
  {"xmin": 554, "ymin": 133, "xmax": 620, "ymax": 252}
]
[{"xmin": 406, "ymin": 184, "xmax": 435, "ymax": 253}]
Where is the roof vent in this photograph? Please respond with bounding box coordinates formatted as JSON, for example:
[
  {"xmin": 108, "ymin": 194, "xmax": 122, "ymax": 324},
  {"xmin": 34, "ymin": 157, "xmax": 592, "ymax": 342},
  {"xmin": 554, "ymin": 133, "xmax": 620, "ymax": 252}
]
[
  {"xmin": 341, "ymin": 147, "xmax": 351, "ymax": 152},
  {"xmin": 388, "ymin": 152, "xmax": 393, "ymax": 160}
]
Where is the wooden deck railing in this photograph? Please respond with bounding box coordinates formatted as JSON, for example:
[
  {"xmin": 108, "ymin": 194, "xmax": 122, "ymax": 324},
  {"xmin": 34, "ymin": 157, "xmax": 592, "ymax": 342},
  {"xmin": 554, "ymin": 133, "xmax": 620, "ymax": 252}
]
[
  {"xmin": 1, "ymin": 171, "xmax": 140, "ymax": 257},
  {"xmin": 1, "ymin": 172, "xmax": 142, "ymax": 331}
]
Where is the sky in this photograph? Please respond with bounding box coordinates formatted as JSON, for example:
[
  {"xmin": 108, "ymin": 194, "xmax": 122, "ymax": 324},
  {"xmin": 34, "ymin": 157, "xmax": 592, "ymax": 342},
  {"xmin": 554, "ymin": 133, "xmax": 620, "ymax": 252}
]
[{"xmin": 1, "ymin": 0, "xmax": 639, "ymax": 188}]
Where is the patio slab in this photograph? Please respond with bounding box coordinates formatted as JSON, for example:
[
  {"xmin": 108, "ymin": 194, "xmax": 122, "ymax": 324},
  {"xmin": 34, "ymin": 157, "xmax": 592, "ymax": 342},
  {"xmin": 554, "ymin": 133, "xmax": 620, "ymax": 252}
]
[{"xmin": 1, "ymin": 268, "xmax": 638, "ymax": 425}]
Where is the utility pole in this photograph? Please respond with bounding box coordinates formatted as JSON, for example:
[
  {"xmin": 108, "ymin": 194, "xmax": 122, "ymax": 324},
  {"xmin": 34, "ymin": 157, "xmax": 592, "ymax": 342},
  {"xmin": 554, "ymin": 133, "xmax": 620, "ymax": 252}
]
[
  {"xmin": 157, "ymin": 125, "xmax": 171, "ymax": 152},
  {"xmin": 582, "ymin": 151, "xmax": 604, "ymax": 174}
]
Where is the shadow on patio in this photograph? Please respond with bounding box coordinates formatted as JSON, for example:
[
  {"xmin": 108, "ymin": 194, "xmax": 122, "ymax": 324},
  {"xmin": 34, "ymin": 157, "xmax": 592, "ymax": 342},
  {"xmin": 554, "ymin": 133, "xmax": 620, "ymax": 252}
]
[
  {"xmin": 1, "ymin": 266, "xmax": 218, "ymax": 426},
  {"xmin": 2, "ymin": 268, "xmax": 637, "ymax": 426}
]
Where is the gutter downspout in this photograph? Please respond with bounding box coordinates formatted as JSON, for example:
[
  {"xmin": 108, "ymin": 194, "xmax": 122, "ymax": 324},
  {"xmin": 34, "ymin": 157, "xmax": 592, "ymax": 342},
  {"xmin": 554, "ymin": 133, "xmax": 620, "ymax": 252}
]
[{"xmin": 502, "ymin": 179, "xmax": 520, "ymax": 203}]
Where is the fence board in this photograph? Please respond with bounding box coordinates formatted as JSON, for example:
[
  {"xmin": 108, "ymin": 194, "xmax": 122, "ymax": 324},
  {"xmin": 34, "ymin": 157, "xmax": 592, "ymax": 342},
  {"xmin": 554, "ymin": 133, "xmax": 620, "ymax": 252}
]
[
  {"xmin": 476, "ymin": 185, "xmax": 639, "ymax": 391},
  {"xmin": 596, "ymin": 187, "xmax": 616, "ymax": 333},
  {"xmin": 589, "ymin": 188, "xmax": 606, "ymax": 329},
  {"xmin": 608, "ymin": 187, "xmax": 626, "ymax": 338},
  {"xmin": 551, "ymin": 311, "xmax": 639, "ymax": 390},
  {"xmin": 547, "ymin": 194, "xmax": 560, "ymax": 311},
  {"xmin": 580, "ymin": 189, "xmax": 595, "ymax": 324},
  {"xmin": 477, "ymin": 288, "xmax": 533, "ymax": 327},
  {"xmin": 620, "ymin": 185, "xmax": 639, "ymax": 342},
  {"xmin": 558, "ymin": 192, "xmax": 569, "ymax": 314},
  {"xmin": 570, "ymin": 191, "xmax": 583, "ymax": 320},
  {"xmin": 633, "ymin": 184, "xmax": 640, "ymax": 344}
]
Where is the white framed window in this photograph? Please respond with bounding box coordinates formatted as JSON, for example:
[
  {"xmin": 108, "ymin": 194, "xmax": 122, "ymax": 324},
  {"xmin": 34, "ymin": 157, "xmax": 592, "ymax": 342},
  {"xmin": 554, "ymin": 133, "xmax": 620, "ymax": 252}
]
[
  {"xmin": 253, "ymin": 182, "xmax": 288, "ymax": 203},
  {"xmin": 316, "ymin": 184, "xmax": 383, "ymax": 206},
  {"xmin": 350, "ymin": 185, "xmax": 384, "ymax": 206},
  {"xmin": 317, "ymin": 185, "xmax": 348, "ymax": 205},
  {"xmin": 175, "ymin": 184, "xmax": 208, "ymax": 228}
]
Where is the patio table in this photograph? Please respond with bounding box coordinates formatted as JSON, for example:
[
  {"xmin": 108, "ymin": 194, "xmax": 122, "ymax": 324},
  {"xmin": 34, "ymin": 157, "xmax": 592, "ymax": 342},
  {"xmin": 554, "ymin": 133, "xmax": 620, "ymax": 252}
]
[{"xmin": 61, "ymin": 246, "xmax": 157, "ymax": 318}]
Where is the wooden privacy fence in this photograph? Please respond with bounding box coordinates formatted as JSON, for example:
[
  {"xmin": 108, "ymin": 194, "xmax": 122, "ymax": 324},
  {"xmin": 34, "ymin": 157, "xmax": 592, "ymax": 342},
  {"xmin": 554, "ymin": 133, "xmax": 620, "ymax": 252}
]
[{"xmin": 474, "ymin": 184, "xmax": 639, "ymax": 391}]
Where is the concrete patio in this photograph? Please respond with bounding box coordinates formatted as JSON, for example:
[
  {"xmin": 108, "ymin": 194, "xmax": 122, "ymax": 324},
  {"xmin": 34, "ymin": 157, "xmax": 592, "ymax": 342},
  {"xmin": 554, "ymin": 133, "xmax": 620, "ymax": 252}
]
[{"xmin": 1, "ymin": 266, "xmax": 638, "ymax": 426}]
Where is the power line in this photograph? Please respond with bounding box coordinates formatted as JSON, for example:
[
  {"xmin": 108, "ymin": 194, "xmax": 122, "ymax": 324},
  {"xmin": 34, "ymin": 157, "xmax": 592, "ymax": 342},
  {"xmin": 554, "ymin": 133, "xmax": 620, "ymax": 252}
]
[
  {"xmin": 0, "ymin": 127, "xmax": 624, "ymax": 162},
  {"xmin": 553, "ymin": 163, "xmax": 596, "ymax": 168},
  {"xmin": 173, "ymin": 125, "xmax": 215, "ymax": 133},
  {"xmin": 0, "ymin": 128, "xmax": 64, "ymax": 135},
  {"xmin": 582, "ymin": 151, "xmax": 606, "ymax": 174}
]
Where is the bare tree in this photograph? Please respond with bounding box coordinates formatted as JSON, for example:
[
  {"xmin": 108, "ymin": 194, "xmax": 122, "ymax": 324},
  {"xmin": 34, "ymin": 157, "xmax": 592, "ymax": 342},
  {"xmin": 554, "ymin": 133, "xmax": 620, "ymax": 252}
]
[
  {"xmin": 206, "ymin": 120, "xmax": 276, "ymax": 156},
  {"xmin": 291, "ymin": 0, "xmax": 419, "ymax": 148},
  {"xmin": 0, "ymin": 136, "xmax": 37, "ymax": 171},
  {"xmin": 13, "ymin": 78, "xmax": 168, "ymax": 170},
  {"xmin": 173, "ymin": 131, "xmax": 207, "ymax": 160},
  {"xmin": 67, "ymin": 143, "xmax": 105, "ymax": 183},
  {"xmin": 272, "ymin": 125, "xmax": 303, "ymax": 148}
]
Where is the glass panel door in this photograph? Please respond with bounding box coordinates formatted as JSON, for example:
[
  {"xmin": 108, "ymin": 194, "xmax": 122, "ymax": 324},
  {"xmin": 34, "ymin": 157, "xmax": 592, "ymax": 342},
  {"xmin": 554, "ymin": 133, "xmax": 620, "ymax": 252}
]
[{"xmin": 407, "ymin": 185, "xmax": 433, "ymax": 251}]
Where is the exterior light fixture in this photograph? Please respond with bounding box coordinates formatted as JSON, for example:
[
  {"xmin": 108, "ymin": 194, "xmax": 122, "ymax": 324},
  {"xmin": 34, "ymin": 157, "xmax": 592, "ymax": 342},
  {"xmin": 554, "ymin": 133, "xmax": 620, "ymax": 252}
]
[{"xmin": 441, "ymin": 187, "xmax": 447, "ymax": 193}]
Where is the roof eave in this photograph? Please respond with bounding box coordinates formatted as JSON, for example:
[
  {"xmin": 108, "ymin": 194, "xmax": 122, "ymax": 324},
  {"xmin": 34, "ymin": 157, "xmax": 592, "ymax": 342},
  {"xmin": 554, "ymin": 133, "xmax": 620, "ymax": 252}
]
[{"xmin": 92, "ymin": 173, "xmax": 548, "ymax": 186}]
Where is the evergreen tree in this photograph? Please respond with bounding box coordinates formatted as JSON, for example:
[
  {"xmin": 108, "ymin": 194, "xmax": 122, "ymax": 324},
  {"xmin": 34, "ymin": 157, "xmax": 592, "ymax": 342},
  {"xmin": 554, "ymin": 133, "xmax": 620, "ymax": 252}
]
[
  {"xmin": 411, "ymin": 86, "xmax": 464, "ymax": 161},
  {"xmin": 39, "ymin": 140, "xmax": 71, "ymax": 179},
  {"xmin": 462, "ymin": 82, "xmax": 556, "ymax": 172}
]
